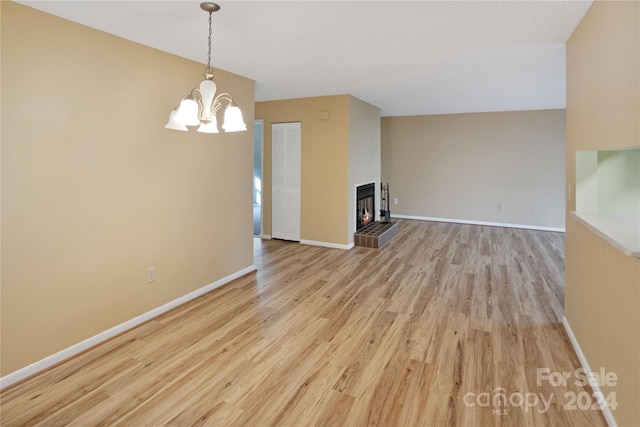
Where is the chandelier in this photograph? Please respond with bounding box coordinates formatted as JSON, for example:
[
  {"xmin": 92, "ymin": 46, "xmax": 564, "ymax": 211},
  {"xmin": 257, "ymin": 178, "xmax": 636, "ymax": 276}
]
[{"xmin": 165, "ymin": 2, "xmax": 247, "ymax": 133}]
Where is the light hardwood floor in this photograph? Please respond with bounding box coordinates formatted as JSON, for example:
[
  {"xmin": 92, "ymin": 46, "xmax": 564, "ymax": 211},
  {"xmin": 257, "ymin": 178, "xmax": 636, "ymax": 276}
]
[{"xmin": 1, "ymin": 220, "xmax": 607, "ymax": 426}]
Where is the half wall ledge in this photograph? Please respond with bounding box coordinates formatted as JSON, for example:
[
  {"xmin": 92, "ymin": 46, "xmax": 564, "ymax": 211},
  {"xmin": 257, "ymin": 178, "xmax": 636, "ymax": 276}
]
[{"xmin": 570, "ymin": 212, "xmax": 640, "ymax": 258}]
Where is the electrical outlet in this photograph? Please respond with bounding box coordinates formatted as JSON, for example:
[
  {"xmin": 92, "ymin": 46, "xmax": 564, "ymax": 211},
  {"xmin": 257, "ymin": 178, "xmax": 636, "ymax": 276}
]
[
  {"xmin": 147, "ymin": 266, "xmax": 156, "ymax": 284},
  {"xmin": 498, "ymin": 203, "xmax": 505, "ymax": 212},
  {"xmin": 393, "ymin": 198, "xmax": 398, "ymax": 205}
]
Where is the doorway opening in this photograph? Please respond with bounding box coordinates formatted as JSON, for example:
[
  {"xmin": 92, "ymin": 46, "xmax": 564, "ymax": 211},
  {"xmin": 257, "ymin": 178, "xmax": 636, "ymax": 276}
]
[{"xmin": 253, "ymin": 120, "xmax": 263, "ymax": 237}]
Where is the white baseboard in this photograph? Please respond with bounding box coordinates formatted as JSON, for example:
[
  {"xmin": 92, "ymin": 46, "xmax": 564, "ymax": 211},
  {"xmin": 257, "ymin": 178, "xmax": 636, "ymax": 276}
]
[
  {"xmin": 391, "ymin": 214, "xmax": 566, "ymax": 233},
  {"xmin": 300, "ymin": 239, "xmax": 354, "ymax": 250},
  {"xmin": 0, "ymin": 265, "xmax": 257, "ymax": 390},
  {"xmin": 562, "ymin": 316, "xmax": 617, "ymax": 427},
  {"xmin": 260, "ymin": 234, "xmax": 272, "ymax": 240}
]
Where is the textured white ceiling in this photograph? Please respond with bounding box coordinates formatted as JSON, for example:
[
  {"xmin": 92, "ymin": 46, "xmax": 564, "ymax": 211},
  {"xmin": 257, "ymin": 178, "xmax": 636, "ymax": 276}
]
[{"xmin": 19, "ymin": 0, "xmax": 593, "ymax": 116}]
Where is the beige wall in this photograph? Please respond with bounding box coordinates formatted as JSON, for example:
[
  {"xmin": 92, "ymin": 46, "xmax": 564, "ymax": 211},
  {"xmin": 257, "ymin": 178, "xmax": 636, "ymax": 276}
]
[
  {"xmin": 1, "ymin": 2, "xmax": 255, "ymax": 376},
  {"xmin": 382, "ymin": 110, "xmax": 566, "ymax": 229},
  {"xmin": 348, "ymin": 96, "xmax": 381, "ymax": 243},
  {"xmin": 256, "ymin": 96, "xmax": 350, "ymax": 245},
  {"xmin": 565, "ymin": 1, "xmax": 640, "ymax": 425}
]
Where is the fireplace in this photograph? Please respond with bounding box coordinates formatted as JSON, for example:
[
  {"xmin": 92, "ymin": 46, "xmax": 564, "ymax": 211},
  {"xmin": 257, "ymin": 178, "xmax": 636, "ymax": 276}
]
[
  {"xmin": 356, "ymin": 183, "xmax": 375, "ymax": 230},
  {"xmin": 354, "ymin": 182, "xmax": 398, "ymax": 249}
]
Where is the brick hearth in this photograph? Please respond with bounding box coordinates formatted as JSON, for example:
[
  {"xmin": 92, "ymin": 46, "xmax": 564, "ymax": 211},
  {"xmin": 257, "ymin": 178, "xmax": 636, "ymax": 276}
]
[{"xmin": 354, "ymin": 222, "xmax": 399, "ymax": 249}]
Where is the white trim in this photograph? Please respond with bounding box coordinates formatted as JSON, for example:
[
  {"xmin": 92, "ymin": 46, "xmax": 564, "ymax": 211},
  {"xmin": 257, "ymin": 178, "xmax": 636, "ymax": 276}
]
[
  {"xmin": 562, "ymin": 316, "xmax": 618, "ymax": 427},
  {"xmin": 391, "ymin": 214, "xmax": 566, "ymax": 233},
  {"xmin": 300, "ymin": 239, "xmax": 354, "ymax": 250},
  {"xmin": 260, "ymin": 234, "xmax": 272, "ymax": 240},
  {"xmin": 0, "ymin": 265, "xmax": 257, "ymax": 390}
]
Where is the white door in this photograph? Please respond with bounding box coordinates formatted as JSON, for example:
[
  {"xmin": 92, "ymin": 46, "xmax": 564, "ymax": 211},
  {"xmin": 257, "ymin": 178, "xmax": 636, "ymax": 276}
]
[{"xmin": 272, "ymin": 122, "xmax": 301, "ymax": 241}]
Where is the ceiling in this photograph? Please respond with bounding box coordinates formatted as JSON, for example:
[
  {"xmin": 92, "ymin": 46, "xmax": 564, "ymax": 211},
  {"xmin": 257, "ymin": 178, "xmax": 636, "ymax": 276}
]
[{"xmin": 19, "ymin": 0, "xmax": 593, "ymax": 117}]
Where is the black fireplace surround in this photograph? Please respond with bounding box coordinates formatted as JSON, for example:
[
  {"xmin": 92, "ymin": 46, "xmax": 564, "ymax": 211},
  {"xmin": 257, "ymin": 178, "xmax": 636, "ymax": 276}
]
[{"xmin": 356, "ymin": 183, "xmax": 375, "ymax": 230}]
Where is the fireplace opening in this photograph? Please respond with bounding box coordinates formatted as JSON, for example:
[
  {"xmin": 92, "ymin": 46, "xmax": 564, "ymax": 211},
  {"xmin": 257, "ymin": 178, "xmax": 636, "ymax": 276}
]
[{"xmin": 356, "ymin": 183, "xmax": 376, "ymax": 231}]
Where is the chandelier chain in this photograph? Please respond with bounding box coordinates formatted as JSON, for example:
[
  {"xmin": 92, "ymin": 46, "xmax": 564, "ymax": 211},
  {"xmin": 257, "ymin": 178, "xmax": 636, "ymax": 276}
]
[{"xmin": 207, "ymin": 11, "xmax": 213, "ymax": 69}]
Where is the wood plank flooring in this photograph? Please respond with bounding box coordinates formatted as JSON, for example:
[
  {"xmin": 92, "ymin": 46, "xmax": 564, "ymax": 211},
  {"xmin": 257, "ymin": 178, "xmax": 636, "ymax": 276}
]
[{"xmin": 1, "ymin": 220, "xmax": 607, "ymax": 426}]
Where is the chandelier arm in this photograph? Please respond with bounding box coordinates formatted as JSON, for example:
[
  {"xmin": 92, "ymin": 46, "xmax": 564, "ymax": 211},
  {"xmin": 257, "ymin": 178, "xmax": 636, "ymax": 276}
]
[
  {"xmin": 213, "ymin": 93, "xmax": 234, "ymax": 104},
  {"xmin": 209, "ymin": 93, "xmax": 233, "ymax": 115},
  {"xmin": 189, "ymin": 88, "xmax": 202, "ymax": 112},
  {"xmin": 190, "ymin": 88, "xmax": 202, "ymax": 99}
]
